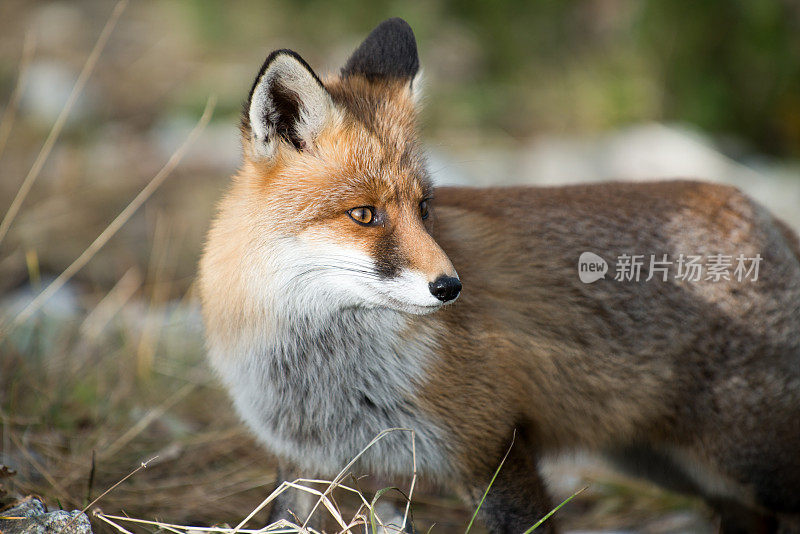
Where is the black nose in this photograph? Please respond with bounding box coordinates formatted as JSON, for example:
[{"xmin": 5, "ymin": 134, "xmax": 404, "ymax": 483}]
[{"xmin": 429, "ymin": 275, "xmax": 461, "ymax": 302}]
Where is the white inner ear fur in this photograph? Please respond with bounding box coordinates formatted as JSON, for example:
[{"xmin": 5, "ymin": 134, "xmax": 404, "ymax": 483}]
[
  {"xmin": 409, "ymin": 69, "xmax": 424, "ymax": 106},
  {"xmin": 248, "ymin": 54, "xmax": 334, "ymax": 159}
]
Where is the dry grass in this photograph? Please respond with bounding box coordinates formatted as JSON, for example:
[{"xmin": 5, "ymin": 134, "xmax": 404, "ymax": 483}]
[
  {"xmin": 1, "ymin": 301, "xmax": 280, "ymax": 529},
  {"xmin": 0, "ymin": 297, "xmax": 711, "ymax": 533},
  {"xmin": 93, "ymin": 429, "xmax": 420, "ymax": 534}
]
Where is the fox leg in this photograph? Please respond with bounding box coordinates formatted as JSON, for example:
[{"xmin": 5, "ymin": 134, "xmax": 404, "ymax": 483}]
[
  {"xmin": 266, "ymin": 463, "xmax": 322, "ymax": 529},
  {"xmin": 459, "ymin": 436, "xmax": 557, "ymax": 534}
]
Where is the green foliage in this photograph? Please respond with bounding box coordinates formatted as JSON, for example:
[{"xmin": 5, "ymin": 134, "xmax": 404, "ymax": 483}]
[
  {"xmin": 179, "ymin": 0, "xmax": 800, "ymax": 156},
  {"xmin": 636, "ymin": 0, "xmax": 800, "ymax": 155}
]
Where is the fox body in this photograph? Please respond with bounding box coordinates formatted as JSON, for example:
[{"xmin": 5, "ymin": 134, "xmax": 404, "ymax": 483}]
[{"xmin": 199, "ymin": 19, "xmax": 800, "ymax": 533}]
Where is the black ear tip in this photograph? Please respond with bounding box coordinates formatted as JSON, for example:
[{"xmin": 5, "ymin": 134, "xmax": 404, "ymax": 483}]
[
  {"xmin": 255, "ymin": 49, "xmax": 318, "ymax": 84},
  {"xmin": 366, "ymin": 17, "xmax": 418, "ymax": 55},
  {"xmin": 377, "ymin": 17, "xmax": 415, "ymax": 37},
  {"xmin": 342, "ymin": 17, "xmax": 419, "ymax": 81},
  {"xmin": 263, "ymin": 48, "xmax": 304, "ymax": 66},
  {"xmin": 257, "ymin": 49, "xmax": 306, "ymax": 77}
]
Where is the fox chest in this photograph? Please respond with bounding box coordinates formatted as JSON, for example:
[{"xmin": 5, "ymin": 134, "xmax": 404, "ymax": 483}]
[{"xmin": 215, "ymin": 318, "xmax": 448, "ymax": 476}]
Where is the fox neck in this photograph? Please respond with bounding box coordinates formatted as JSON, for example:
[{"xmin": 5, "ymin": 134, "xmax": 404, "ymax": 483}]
[
  {"xmin": 268, "ymin": 306, "xmax": 412, "ymax": 364},
  {"xmin": 203, "ymin": 205, "xmax": 450, "ymax": 475},
  {"xmin": 210, "ymin": 275, "xmax": 441, "ymax": 474}
]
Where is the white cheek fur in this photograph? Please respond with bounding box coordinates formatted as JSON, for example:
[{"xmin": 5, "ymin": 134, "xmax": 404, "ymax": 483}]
[
  {"xmin": 370, "ymin": 269, "xmax": 450, "ymax": 313},
  {"xmin": 274, "ymin": 235, "xmax": 447, "ymax": 316}
]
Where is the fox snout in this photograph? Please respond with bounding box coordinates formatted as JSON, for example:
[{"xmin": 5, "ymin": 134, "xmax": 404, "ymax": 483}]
[
  {"xmin": 368, "ymin": 204, "xmax": 461, "ymax": 312},
  {"xmin": 429, "ymin": 275, "xmax": 461, "ymax": 302},
  {"xmin": 376, "ymin": 246, "xmax": 460, "ymax": 313}
]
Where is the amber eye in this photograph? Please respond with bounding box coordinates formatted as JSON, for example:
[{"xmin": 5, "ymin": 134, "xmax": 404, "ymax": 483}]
[
  {"xmin": 420, "ymin": 200, "xmax": 430, "ymax": 220},
  {"xmin": 348, "ymin": 206, "xmax": 375, "ymax": 226}
]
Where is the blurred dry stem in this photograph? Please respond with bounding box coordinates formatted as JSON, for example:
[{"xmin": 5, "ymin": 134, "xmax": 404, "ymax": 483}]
[
  {"xmin": 65, "ymin": 455, "xmax": 158, "ymax": 532},
  {"xmin": 0, "ymin": 30, "xmax": 35, "ymax": 163},
  {"xmin": 97, "ymin": 384, "xmax": 194, "ymax": 464},
  {"xmin": 136, "ymin": 212, "xmax": 176, "ymax": 379},
  {"xmin": 6, "ymin": 94, "xmax": 216, "ymax": 331},
  {"xmin": 0, "ymin": 0, "xmax": 128, "ymax": 245},
  {"xmin": 80, "ymin": 267, "xmax": 143, "ymax": 340}
]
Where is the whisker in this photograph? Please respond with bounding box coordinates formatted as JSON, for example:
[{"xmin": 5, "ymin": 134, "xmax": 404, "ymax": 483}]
[{"xmin": 285, "ymin": 264, "xmax": 384, "ymax": 285}]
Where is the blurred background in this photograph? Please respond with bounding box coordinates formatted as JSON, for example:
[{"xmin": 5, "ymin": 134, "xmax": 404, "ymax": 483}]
[{"xmin": 1, "ymin": 1, "xmax": 799, "ymax": 533}]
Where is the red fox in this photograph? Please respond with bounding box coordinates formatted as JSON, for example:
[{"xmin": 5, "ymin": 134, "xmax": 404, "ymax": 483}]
[{"xmin": 199, "ymin": 18, "xmax": 800, "ymax": 533}]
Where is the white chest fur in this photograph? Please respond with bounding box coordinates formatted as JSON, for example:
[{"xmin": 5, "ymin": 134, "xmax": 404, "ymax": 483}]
[{"xmin": 208, "ymin": 308, "xmax": 449, "ymax": 477}]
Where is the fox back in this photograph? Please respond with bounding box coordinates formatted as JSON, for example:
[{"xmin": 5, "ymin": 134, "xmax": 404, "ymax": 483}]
[{"xmin": 199, "ymin": 19, "xmax": 800, "ymax": 533}]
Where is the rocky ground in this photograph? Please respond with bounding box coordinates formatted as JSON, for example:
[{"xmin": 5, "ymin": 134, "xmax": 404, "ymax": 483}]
[{"xmin": 0, "ymin": 496, "xmax": 91, "ymax": 534}]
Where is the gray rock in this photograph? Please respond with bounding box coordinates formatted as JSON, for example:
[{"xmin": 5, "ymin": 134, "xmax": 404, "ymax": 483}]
[{"xmin": 0, "ymin": 497, "xmax": 92, "ymax": 534}]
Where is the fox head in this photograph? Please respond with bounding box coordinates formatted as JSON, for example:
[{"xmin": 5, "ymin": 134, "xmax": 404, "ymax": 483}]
[{"xmin": 201, "ymin": 18, "xmax": 460, "ymax": 326}]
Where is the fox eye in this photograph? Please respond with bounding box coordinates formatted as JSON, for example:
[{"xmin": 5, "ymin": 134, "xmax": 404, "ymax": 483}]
[
  {"xmin": 420, "ymin": 200, "xmax": 430, "ymax": 220},
  {"xmin": 348, "ymin": 206, "xmax": 375, "ymax": 226}
]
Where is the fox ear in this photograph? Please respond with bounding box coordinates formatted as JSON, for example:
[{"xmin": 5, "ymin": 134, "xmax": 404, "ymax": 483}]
[
  {"xmin": 342, "ymin": 18, "xmax": 420, "ymax": 90},
  {"xmin": 244, "ymin": 50, "xmax": 334, "ymax": 159}
]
